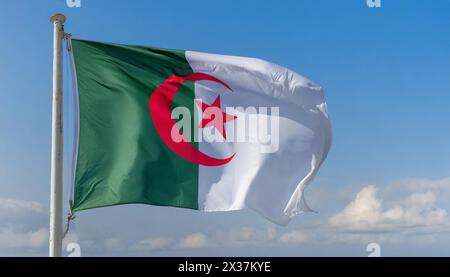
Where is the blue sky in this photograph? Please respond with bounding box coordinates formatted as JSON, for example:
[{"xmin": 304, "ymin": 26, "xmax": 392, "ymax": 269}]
[{"xmin": 1, "ymin": 0, "xmax": 450, "ymax": 256}]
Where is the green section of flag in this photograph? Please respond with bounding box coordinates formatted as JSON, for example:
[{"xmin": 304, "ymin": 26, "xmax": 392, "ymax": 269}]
[{"xmin": 71, "ymin": 39, "xmax": 199, "ymax": 213}]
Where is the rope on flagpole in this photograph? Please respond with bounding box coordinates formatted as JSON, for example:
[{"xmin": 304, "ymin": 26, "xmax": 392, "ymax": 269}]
[
  {"xmin": 62, "ymin": 32, "xmax": 78, "ymax": 240},
  {"xmin": 62, "ymin": 212, "xmax": 76, "ymax": 239}
]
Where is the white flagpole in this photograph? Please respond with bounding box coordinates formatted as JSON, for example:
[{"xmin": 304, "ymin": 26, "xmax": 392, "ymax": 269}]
[{"xmin": 49, "ymin": 13, "xmax": 66, "ymax": 258}]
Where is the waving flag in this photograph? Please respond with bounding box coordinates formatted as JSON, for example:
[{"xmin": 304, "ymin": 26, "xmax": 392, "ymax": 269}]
[{"xmin": 69, "ymin": 39, "xmax": 331, "ymax": 225}]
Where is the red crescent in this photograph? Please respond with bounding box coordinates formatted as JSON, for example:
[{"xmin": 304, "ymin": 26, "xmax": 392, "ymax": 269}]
[{"xmin": 149, "ymin": 73, "xmax": 236, "ymax": 166}]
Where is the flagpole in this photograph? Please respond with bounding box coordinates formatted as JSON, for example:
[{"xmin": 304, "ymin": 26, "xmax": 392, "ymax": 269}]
[{"xmin": 49, "ymin": 13, "xmax": 66, "ymax": 257}]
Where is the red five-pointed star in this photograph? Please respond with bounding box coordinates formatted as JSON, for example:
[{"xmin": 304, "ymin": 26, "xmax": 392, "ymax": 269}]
[{"xmin": 195, "ymin": 95, "xmax": 237, "ymax": 140}]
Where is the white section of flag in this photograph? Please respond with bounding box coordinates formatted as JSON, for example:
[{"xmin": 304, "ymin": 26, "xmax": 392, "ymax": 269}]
[{"xmin": 186, "ymin": 51, "xmax": 332, "ymax": 225}]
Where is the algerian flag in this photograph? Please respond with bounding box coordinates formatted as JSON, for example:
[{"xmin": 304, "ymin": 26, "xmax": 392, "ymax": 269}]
[{"xmin": 69, "ymin": 39, "xmax": 331, "ymax": 225}]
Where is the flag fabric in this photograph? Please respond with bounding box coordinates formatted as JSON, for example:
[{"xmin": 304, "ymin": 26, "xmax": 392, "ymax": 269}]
[{"xmin": 69, "ymin": 39, "xmax": 332, "ymax": 225}]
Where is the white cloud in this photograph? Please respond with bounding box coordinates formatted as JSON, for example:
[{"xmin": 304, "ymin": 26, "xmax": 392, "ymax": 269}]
[
  {"xmin": 131, "ymin": 225, "xmax": 277, "ymax": 252},
  {"xmin": 0, "ymin": 227, "xmax": 47, "ymax": 250},
  {"xmin": 0, "ymin": 198, "xmax": 45, "ymax": 219},
  {"xmin": 0, "ymin": 198, "xmax": 48, "ymax": 253},
  {"xmin": 130, "ymin": 237, "xmax": 171, "ymax": 251},
  {"xmin": 176, "ymin": 232, "xmax": 210, "ymax": 249},
  {"xmin": 279, "ymin": 230, "xmax": 308, "ymax": 244},
  {"xmin": 329, "ymin": 185, "xmax": 381, "ymax": 230},
  {"xmin": 225, "ymin": 225, "xmax": 276, "ymax": 247},
  {"xmin": 256, "ymin": 177, "xmax": 450, "ymax": 246},
  {"xmin": 329, "ymin": 185, "xmax": 450, "ymax": 233},
  {"xmin": 104, "ymin": 238, "xmax": 126, "ymax": 252}
]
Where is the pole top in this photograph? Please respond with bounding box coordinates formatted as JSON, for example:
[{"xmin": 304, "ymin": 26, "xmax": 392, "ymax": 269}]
[{"xmin": 50, "ymin": 14, "xmax": 66, "ymax": 24}]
